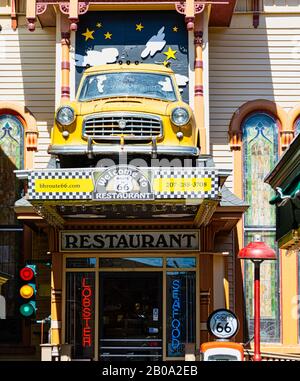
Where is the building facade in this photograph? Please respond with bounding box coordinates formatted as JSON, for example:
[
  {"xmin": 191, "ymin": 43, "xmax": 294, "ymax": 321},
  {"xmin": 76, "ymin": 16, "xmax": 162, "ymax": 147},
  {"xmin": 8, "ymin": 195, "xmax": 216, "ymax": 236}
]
[{"xmin": 0, "ymin": 0, "xmax": 299, "ymax": 360}]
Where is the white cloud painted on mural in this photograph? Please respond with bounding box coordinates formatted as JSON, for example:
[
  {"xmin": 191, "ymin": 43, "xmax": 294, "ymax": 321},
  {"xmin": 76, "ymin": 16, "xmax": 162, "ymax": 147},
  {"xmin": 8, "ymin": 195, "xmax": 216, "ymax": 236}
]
[
  {"xmin": 159, "ymin": 74, "xmax": 189, "ymax": 92},
  {"xmin": 75, "ymin": 48, "xmax": 119, "ymax": 67},
  {"xmin": 175, "ymin": 74, "xmax": 189, "ymax": 92},
  {"xmin": 158, "ymin": 78, "xmax": 173, "ymax": 92},
  {"xmin": 141, "ymin": 27, "xmax": 166, "ymax": 59}
]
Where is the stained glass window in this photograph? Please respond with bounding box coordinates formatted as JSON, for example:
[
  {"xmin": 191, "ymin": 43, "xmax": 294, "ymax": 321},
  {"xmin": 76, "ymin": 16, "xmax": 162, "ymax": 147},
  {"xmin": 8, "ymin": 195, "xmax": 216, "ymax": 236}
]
[
  {"xmin": 295, "ymin": 118, "xmax": 300, "ymax": 136},
  {"xmin": 242, "ymin": 113, "xmax": 280, "ymax": 342},
  {"xmin": 0, "ymin": 114, "xmax": 24, "ymax": 224},
  {"xmin": 0, "ymin": 114, "xmax": 24, "ymax": 343}
]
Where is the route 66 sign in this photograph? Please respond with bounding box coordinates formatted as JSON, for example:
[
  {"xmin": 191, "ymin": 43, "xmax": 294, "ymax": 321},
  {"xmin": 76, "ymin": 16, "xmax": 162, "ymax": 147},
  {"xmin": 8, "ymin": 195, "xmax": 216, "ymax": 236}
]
[
  {"xmin": 207, "ymin": 309, "xmax": 239, "ymax": 339},
  {"xmin": 114, "ymin": 175, "xmax": 134, "ymax": 193}
]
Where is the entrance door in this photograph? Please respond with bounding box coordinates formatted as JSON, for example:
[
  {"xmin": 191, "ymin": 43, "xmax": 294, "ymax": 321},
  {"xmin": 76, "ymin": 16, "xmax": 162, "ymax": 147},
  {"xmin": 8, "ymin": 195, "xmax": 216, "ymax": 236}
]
[{"xmin": 99, "ymin": 272, "xmax": 163, "ymax": 361}]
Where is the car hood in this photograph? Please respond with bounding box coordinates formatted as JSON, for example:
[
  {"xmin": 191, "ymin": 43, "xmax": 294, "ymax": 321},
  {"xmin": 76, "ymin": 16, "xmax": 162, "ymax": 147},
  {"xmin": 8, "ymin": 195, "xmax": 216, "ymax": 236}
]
[{"xmin": 77, "ymin": 97, "xmax": 171, "ymax": 116}]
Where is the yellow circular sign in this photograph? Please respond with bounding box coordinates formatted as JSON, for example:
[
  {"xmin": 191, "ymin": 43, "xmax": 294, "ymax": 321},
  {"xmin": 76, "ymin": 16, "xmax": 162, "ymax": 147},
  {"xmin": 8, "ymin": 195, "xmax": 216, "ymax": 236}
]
[{"xmin": 20, "ymin": 285, "xmax": 34, "ymax": 299}]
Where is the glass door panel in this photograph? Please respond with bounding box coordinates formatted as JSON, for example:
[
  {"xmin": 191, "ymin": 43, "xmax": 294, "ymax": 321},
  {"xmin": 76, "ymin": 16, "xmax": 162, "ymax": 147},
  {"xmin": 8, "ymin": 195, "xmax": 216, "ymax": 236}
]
[{"xmin": 99, "ymin": 272, "xmax": 162, "ymax": 361}]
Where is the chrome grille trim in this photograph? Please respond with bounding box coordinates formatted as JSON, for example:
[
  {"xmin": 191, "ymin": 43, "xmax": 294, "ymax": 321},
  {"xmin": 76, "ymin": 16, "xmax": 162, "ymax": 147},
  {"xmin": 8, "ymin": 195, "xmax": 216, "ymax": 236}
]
[{"xmin": 83, "ymin": 112, "xmax": 163, "ymax": 141}]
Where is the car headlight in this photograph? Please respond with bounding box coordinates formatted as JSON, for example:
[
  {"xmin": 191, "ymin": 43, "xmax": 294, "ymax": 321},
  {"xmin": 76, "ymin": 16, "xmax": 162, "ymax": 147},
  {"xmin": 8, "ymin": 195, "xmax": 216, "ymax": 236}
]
[
  {"xmin": 56, "ymin": 106, "xmax": 75, "ymax": 126},
  {"xmin": 171, "ymin": 107, "xmax": 190, "ymax": 126}
]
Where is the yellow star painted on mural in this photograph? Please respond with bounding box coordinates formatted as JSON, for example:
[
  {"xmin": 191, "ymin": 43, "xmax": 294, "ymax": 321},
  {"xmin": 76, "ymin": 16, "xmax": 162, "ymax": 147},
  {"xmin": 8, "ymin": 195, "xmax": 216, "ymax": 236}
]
[
  {"xmin": 173, "ymin": 26, "xmax": 179, "ymax": 32},
  {"xmin": 82, "ymin": 28, "xmax": 95, "ymax": 41},
  {"xmin": 136, "ymin": 22, "xmax": 144, "ymax": 32},
  {"xmin": 163, "ymin": 47, "xmax": 177, "ymax": 60},
  {"xmin": 104, "ymin": 31, "xmax": 112, "ymax": 39},
  {"xmin": 96, "ymin": 22, "xmax": 102, "ymax": 28}
]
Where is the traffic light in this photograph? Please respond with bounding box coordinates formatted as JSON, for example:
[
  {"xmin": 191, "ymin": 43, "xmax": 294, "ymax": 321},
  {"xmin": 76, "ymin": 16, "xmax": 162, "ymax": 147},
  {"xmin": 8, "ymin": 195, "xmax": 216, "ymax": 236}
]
[{"xmin": 19, "ymin": 264, "xmax": 37, "ymax": 318}]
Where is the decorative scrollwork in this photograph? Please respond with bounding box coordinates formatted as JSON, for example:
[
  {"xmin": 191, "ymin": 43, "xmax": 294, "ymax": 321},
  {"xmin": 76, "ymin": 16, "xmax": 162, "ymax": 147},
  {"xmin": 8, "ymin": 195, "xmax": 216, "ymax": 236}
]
[
  {"xmin": 59, "ymin": 2, "xmax": 69, "ymax": 15},
  {"xmin": 229, "ymin": 131, "xmax": 242, "ymax": 151},
  {"xmin": 280, "ymin": 130, "xmax": 295, "ymax": 149},
  {"xmin": 195, "ymin": 4, "xmax": 205, "ymax": 13},
  {"xmin": 176, "ymin": 2, "xmax": 206, "ymax": 15},
  {"xmin": 36, "ymin": 3, "xmax": 47, "ymax": 15},
  {"xmin": 79, "ymin": 2, "xmax": 89, "ymax": 15},
  {"xmin": 59, "ymin": 1, "xmax": 89, "ymax": 15},
  {"xmin": 175, "ymin": 2, "xmax": 186, "ymax": 14}
]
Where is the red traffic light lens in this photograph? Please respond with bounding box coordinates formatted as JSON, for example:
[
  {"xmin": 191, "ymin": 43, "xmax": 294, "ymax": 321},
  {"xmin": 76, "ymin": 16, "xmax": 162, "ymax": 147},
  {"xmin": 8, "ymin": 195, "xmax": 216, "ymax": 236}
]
[{"xmin": 20, "ymin": 267, "xmax": 34, "ymax": 281}]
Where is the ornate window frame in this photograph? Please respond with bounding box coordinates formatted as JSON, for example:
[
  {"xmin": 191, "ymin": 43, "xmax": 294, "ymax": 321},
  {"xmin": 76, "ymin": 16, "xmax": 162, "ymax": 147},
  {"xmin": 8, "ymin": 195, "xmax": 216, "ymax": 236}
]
[
  {"xmin": 0, "ymin": 102, "xmax": 38, "ymax": 169},
  {"xmin": 229, "ymin": 99, "xmax": 289, "ymax": 153},
  {"xmin": 288, "ymin": 104, "xmax": 300, "ymax": 137},
  {"xmin": 228, "ymin": 100, "xmax": 289, "ymax": 344}
]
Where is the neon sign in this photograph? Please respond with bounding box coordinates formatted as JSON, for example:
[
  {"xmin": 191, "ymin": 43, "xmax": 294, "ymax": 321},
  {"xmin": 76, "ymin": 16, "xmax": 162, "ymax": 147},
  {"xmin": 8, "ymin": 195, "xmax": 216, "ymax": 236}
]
[
  {"xmin": 81, "ymin": 277, "xmax": 93, "ymax": 347},
  {"xmin": 171, "ymin": 279, "xmax": 182, "ymax": 354}
]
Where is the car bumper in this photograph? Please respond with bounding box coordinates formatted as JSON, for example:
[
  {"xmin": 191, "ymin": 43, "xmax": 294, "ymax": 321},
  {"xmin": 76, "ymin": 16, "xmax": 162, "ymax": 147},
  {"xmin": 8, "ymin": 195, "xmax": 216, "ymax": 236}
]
[{"xmin": 48, "ymin": 144, "xmax": 200, "ymax": 157}]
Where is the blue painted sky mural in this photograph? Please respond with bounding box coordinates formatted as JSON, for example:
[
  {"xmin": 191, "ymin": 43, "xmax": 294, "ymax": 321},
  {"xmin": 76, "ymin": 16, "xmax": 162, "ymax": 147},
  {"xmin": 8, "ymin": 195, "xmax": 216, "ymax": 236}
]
[{"xmin": 75, "ymin": 11, "xmax": 189, "ymax": 102}]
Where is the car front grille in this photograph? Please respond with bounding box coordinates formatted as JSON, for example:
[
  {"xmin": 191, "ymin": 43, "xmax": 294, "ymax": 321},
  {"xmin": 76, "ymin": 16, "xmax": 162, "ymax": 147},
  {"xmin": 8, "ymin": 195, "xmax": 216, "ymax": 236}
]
[{"xmin": 83, "ymin": 113, "xmax": 163, "ymax": 141}]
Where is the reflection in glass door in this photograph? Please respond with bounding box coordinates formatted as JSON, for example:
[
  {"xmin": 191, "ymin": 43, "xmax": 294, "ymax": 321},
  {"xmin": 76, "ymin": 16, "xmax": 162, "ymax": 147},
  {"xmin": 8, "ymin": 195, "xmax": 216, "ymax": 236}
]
[{"xmin": 100, "ymin": 272, "xmax": 163, "ymax": 361}]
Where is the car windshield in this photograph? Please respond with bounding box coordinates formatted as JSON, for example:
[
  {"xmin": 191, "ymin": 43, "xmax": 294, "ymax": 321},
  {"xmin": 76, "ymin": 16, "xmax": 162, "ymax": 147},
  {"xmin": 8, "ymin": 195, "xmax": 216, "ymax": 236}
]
[{"xmin": 78, "ymin": 72, "xmax": 177, "ymax": 102}]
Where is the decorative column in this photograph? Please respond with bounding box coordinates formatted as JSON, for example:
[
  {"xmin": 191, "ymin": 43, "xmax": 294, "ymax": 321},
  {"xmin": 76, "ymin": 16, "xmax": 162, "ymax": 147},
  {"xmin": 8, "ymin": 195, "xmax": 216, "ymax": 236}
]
[
  {"xmin": 61, "ymin": 16, "xmax": 71, "ymax": 102},
  {"xmin": 194, "ymin": 12, "xmax": 207, "ymax": 154},
  {"xmin": 11, "ymin": 0, "xmax": 17, "ymax": 31},
  {"xmin": 252, "ymin": 0, "xmax": 260, "ymax": 29},
  {"xmin": 49, "ymin": 228, "xmax": 62, "ymax": 348},
  {"xmin": 175, "ymin": 2, "xmax": 206, "ymax": 153},
  {"xmin": 26, "ymin": 0, "xmax": 36, "ymax": 31},
  {"xmin": 69, "ymin": 0, "xmax": 79, "ymax": 31},
  {"xmin": 280, "ymin": 130, "xmax": 295, "ymax": 151},
  {"xmin": 184, "ymin": 0, "xmax": 195, "ymax": 31}
]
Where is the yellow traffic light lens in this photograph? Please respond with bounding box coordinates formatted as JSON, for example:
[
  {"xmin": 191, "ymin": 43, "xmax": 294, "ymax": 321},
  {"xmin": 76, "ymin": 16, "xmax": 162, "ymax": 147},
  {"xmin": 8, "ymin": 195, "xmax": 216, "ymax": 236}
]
[{"xmin": 20, "ymin": 284, "xmax": 34, "ymax": 299}]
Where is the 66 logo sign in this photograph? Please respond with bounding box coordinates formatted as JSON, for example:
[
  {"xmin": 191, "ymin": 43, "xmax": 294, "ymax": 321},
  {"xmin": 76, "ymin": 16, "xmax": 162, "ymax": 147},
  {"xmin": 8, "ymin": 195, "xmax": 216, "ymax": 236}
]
[{"xmin": 207, "ymin": 309, "xmax": 239, "ymax": 339}]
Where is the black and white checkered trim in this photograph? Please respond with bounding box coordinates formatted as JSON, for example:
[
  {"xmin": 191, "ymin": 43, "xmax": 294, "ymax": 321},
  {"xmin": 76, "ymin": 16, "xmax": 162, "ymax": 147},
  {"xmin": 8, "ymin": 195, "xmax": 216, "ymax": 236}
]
[
  {"xmin": 27, "ymin": 167, "xmax": 219, "ymax": 201},
  {"xmin": 153, "ymin": 168, "xmax": 218, "ymax": 199},
  {"xmin": 28, "ymin": 170, "xmax": 92, "ymax": 200}
]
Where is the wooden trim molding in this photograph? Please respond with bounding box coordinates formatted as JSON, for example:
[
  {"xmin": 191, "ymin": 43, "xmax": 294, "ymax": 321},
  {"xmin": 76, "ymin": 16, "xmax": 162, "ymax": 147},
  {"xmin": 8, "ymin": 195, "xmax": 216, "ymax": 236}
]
[
  {"xmin": 228, "ymin": 99, "xmax": 288, "ymax": 151},
  {"xmin": 0, "ymin": 102, "xmax": 38, "ymax": 168}
]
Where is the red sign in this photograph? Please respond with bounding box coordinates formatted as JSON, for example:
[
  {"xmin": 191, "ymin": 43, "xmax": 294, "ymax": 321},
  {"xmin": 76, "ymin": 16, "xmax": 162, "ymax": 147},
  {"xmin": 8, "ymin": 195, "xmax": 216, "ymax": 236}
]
[{"xmin": 81, "ymin": 277, "xmax": 92, "ymax": 347}]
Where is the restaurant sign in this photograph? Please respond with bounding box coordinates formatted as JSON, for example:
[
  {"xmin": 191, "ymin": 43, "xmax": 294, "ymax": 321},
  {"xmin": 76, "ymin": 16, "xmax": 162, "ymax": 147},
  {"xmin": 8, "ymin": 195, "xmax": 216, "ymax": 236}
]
[
  {"xmin": 26, "ymin": 166, "xmax": 219, "ymax": 201},
  {"xmin": 92, "ymin": 165, "xmax": 154, "ymax": 201},
  {"xmin": 60, "ymin": 230, "xmax": 200, "ymax": 252}
]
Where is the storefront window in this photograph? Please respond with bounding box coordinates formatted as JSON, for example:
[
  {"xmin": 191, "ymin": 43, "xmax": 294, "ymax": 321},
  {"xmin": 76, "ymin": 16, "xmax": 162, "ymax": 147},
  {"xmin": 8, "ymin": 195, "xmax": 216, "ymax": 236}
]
[
  {"xmin": 0, "ymin": 114, "xmax": 24, "ymax": 343},
  {"xmin": 66, "ymin": 272, "xmax": 95, "ymax": 359},
  {"xmin": 66, "ymin": 258, "xmax": 96, "ymax": 268},
  {"xmin": 65, "ymin": 256, "xmax": 197, "ymax": 360},
  {"xmin": 242, "ymin": 113, "xmax": 280, "ymax": 342},
  {"xmin": 166, "ymin": 271, "xmax": 196, "ymax": 357},
  {"xmin": 166, "ymin": 258, "xmax": 196, "ymax": 268},
  {"xmin": 99, "ymin": 257, "xmax": 163, "ymax": 268}
]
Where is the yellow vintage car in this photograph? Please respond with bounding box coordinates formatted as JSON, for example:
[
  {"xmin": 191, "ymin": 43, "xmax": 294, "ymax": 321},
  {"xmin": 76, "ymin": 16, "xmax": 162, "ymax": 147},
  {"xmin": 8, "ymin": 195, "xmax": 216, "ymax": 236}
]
[{"xmin": 49, "ymin": 63, "xmax": 199, "ymax": 164}]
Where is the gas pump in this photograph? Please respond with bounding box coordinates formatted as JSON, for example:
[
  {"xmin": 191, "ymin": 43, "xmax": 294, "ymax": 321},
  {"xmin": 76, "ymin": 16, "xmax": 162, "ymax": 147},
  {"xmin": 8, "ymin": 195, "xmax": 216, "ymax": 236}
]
[{"xmin": 200, "ymin": 309, "xmax": 244, "ymax": 361}]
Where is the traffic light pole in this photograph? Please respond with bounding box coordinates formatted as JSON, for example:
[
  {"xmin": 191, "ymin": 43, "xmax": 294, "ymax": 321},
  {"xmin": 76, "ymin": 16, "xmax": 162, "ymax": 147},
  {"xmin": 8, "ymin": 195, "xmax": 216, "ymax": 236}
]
[{"xmin": 253, "ymin": 260, "xmax": 262, "ymax": 362}]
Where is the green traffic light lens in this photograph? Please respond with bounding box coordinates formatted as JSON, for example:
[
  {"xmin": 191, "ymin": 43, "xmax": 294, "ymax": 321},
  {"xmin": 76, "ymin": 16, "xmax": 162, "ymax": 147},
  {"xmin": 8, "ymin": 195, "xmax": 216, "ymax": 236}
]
[{"xmin": 20, "ymin": 303, "xmax": 34, "ymax": 317}]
